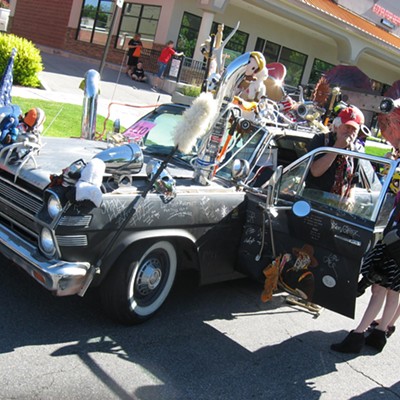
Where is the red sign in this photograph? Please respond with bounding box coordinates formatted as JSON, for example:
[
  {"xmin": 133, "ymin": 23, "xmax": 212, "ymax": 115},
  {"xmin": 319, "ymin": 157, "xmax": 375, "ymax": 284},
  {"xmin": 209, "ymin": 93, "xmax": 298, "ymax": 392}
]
[{"xmin": 372, "ymin": 4, "xmax": 400, "ymax": 26}]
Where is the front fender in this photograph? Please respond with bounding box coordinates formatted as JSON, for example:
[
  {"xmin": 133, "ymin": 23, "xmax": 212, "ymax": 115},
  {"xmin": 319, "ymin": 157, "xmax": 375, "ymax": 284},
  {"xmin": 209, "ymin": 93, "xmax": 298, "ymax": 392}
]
[{"xmin": 94, "ymin": 228, "xmax": 200, "ymax": 285}]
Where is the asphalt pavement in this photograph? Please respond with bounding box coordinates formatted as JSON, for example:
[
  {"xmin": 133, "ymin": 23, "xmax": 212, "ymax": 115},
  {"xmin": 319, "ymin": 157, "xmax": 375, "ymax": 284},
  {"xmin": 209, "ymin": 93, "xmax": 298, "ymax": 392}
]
[{"xmin": 11, "ymin": 48, "xmax": 172, "ymax": 130}]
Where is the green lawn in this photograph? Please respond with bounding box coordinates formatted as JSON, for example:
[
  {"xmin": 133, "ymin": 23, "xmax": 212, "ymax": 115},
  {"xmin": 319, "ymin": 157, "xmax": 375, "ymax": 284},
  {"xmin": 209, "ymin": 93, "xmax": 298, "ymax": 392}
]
[
  {"xmin": 365, "ymin": 138, "xmax": 392, "ymax": 158},
  {"xmin": 13, "ymin": 96, "xmax": 119, "ymax": 139},
  {"xmin": 10, "ymin": 96, "xmax": 395, "ymax": 159}
]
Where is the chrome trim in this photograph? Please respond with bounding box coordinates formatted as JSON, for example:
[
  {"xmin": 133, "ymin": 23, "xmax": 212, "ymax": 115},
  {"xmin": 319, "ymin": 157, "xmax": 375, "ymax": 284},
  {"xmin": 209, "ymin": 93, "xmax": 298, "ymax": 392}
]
[
  {"xmin": 0, "ymin": 223, "xmax": 93, "ymax": 296},
  {"xmin": 0, "ymin": 184, "xmax": 42, "ymax": 218},
  {"xmin": 0, "ymin": 210, "xmax": 37, "ymax": 239},
  {"xmin": 56, "ymin": 235, "xmax": 88, "ymax": 247},
  {"xmin": 0, "ymin": 175, "xmax": 43, "ymax": 202},
  {"xmin": 58, "ymin": 215, "xmax": 92, "ymax": 227},
  {"xmin": 334, "ymin": 234, "xmax": 362, "ymax": 247}
]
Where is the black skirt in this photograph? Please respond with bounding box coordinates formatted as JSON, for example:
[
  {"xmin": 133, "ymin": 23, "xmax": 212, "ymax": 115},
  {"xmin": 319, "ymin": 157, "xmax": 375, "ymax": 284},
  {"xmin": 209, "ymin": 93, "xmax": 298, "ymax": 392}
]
[{"xmin": 361, "ymin": 240, "xmax": 400, "ymax": 292}]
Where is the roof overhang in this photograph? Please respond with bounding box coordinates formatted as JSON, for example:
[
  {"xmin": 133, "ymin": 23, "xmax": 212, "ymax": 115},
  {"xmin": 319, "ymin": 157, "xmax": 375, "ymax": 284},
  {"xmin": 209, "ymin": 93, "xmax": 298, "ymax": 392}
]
[{"xmin": 232, "ymin": 0, "xmax": 400, "ymax": 67}]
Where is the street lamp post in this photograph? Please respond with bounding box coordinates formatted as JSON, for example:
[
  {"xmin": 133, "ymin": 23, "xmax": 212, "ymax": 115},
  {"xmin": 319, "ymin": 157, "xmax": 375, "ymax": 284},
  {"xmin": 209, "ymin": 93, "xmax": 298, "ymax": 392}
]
[{"xmin": 98, "ymin": 0, "xmax": 124, "ymax": 78}]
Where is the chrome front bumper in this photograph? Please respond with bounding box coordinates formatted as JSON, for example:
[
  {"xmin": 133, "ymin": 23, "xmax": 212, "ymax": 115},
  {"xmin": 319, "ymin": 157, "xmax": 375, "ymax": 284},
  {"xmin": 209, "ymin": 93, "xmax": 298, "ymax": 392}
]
[{"xmin": 0, "ymin": 224, "xmax": 94, "ymax": 297}]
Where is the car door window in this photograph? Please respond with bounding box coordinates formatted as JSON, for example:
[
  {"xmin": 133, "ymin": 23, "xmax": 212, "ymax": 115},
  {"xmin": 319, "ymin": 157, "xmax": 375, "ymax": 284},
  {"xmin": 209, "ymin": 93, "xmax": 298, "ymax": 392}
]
[{"xmin": 278, "ymin": 150, "xmax": 392, "ymax": 222}]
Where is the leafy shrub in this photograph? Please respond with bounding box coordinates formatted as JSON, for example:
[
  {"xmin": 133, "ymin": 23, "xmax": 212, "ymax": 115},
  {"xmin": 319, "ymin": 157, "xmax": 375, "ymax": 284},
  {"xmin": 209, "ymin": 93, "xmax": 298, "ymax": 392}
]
[
  {"xmin": 0, "ymin": 33, "xmax": 43, "ymax": 87},
  {"xmin": 177, "ymin": 84, "xmax": 201, "ymax": 97}
]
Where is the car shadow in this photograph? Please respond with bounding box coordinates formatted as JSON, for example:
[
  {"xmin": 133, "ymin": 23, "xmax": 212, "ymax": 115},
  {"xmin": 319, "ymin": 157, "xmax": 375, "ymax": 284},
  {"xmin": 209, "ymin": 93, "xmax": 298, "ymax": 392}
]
[{"xmin": 0, "ymin": 258, "xmax": 395, "ymax": 399}]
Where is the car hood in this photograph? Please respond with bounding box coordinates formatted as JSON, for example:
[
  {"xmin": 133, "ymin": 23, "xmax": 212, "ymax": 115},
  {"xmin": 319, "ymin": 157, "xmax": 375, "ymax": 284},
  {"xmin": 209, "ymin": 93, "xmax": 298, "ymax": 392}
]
[{"xmin": 0, "ymin": 137, "xmax": 195, "ymax": 191}]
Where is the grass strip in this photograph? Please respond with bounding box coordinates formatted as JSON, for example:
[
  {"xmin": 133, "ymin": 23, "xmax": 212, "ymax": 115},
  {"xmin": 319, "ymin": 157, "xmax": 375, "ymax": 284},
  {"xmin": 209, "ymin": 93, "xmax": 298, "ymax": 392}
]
[
  {"xmin": 10, "ymin": 96, "xmax": 394, "ymax": 159},
  {"xmin": 365, "ymin": 139, "xmax": 392, "ymax": 158},
  {"xmin": 12, "ymin": 96, "xmax": 119, "ymax": 138}
]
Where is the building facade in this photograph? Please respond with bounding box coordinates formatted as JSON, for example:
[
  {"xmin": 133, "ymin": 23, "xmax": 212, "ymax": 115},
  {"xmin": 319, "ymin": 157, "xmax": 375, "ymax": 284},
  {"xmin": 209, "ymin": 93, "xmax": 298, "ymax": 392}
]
[{"xmin": 7, "ymin": 0, "xmax": 400, "ymax": 90}]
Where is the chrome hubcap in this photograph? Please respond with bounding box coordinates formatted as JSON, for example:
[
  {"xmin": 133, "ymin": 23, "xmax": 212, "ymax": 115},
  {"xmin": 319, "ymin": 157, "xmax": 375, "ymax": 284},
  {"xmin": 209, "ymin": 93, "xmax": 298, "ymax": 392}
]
[{"xmin": 136, "ymin": 258, "xmax": 162, "ymax": 296}]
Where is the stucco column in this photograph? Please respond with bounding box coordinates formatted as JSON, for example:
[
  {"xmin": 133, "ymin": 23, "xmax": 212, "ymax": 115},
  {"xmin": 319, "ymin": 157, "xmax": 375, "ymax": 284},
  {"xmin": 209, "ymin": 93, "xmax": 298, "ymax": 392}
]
[{"xmin": 193, "ymin": 10, "xmax": 215, "ymax": 62}]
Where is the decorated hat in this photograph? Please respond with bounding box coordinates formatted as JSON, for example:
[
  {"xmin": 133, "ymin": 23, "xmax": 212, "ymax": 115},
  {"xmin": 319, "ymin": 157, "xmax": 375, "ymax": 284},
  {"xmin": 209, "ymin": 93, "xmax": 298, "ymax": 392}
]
[{"xmin": 338, "ymin": 105, "xmax": 364, "ymax": 130}]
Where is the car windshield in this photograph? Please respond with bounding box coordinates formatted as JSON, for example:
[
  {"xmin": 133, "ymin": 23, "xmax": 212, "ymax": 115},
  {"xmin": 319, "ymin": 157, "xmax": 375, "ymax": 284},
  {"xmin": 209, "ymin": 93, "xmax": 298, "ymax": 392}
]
[
  {"xmin": 123, "ymin": 104, "xmax": 190, "ymax": 157},
  {"xmin": 215, "ymin": 125, "xmax": 268, "ymax": 180},
  {"xmin": 122, "ymin": 104, "xmax": 311, "ymax": 182}
]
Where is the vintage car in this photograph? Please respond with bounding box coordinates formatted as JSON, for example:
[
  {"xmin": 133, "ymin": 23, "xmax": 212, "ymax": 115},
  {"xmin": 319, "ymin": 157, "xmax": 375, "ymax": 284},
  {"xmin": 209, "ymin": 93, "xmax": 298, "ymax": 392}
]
[{"xmin": 0, "ymin": 52, "xmax": 398, "ymax": 325}]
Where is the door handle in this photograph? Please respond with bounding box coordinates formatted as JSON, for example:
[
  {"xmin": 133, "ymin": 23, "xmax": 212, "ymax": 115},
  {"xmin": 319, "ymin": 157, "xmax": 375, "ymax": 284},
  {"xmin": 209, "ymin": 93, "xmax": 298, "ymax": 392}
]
[{"xmin": 334, "ymin": 234, "xmax": 362, "ymax": 247}]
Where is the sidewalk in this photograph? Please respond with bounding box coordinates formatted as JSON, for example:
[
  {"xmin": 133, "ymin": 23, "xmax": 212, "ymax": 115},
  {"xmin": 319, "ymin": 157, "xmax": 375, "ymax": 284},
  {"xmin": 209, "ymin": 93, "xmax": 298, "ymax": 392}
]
[{"xmin": 10, "ymin": 49, "xmax": 173, "ymax": 129}]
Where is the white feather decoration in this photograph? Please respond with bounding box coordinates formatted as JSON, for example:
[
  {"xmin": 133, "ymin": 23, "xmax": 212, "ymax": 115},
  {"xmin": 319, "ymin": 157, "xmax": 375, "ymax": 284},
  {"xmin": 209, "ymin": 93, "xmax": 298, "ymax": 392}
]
[{"xmin": 173, "ymin": 92, "xmax": 218, "ymax": 154}]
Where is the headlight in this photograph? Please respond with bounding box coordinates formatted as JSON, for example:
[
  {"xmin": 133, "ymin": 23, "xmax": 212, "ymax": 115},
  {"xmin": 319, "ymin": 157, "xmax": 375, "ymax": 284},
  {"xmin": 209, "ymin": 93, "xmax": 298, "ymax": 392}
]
[
  {"xmin": 48, "ymin": 194, "xmax": 62, "ymax": 219},
  {"xmin": 40, "ymin": 227, "xmax": 56, "ymax": 256}
]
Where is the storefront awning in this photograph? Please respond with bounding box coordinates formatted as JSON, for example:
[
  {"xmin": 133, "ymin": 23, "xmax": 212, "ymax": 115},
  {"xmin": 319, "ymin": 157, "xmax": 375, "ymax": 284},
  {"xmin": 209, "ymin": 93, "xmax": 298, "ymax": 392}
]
[{"xmin": 302, "ymin": 0, "xmax": 400, "ymax": 51}]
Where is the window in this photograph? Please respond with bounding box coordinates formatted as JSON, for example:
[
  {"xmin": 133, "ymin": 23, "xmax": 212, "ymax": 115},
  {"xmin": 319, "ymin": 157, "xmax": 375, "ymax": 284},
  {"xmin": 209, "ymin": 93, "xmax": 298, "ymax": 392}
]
[
  {"xmin": 255, "ymin": 38, "xmax": 307, "ymax": 87},
  {"xmin": 279, "ymin": 47, "xmax": 307, "ymax": 87},
  {"xmin": 279, "ymin": 150, "xmax": 389, "ymax": 222},
  {"xmin": 176, "ymin": 12, "xmax": 202, "ymax": 58},
  {"xmin": 309, "ymin": 58, "xmax": 335, "ymax": 85},
  {"xmin": 211, "ymin": 22, "xmax": 249, "ymax": 65},
  {"xmin": 77, "ymin": 0, "xmax": 114, "ymax": 45},
  {"xmin": 262, "ymin": 41, "xmax": 280, "ymax": 63},
  {"xmin": 254, "ymin": 37, "xmax": 265, "ymax": 53},
  {"xmin": 116, "ymin": 3, "xmax": 161, "ymax": 50}
]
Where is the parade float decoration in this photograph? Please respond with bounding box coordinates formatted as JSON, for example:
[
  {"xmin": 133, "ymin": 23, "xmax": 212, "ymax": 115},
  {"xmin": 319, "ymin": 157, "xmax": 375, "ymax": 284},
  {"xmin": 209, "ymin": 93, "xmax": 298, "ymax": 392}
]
[{"xmin": 1, "ymin": 39, "xmax": 400, "ymax": 325}]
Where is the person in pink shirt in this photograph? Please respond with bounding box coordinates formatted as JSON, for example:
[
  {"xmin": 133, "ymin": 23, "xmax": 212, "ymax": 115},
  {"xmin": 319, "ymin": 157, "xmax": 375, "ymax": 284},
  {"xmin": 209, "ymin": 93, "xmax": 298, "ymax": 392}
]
[{"xmin": 152, "ymin": 40, "xmax": 183, "ymax": 90}]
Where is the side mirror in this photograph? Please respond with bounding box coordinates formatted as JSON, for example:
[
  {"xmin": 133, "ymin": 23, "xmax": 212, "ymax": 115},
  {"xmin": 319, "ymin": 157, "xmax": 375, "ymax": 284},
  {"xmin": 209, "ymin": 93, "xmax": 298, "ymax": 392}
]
[
  {"xmin": 292, "ymin": 200, "xmax": 311, "ymax": 218},
  {"xmin": 231, "ymin": 159, "xmax": 250, "ymax": 182}
]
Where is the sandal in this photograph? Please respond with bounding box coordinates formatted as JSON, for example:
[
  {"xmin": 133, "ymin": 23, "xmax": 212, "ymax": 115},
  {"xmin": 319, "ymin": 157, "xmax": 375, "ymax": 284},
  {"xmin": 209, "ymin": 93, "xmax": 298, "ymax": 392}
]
[
  {"xmin": 368, "ymin": 320, "xmax": 396, "ymax": 338},
  {"xmin": 367, "ymin": 320, "xmax": 379, "ymax": 333},
  {"xmin": 387, "ymin": 325, "xmax": 396, "ymax": 338}
]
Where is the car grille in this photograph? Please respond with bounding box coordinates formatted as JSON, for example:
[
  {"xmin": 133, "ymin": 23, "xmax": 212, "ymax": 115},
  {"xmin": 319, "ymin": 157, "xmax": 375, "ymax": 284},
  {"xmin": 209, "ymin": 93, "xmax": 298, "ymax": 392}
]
[{"xmin": 0, "ymin": 175, "xmax": 43, "ymax": 243}]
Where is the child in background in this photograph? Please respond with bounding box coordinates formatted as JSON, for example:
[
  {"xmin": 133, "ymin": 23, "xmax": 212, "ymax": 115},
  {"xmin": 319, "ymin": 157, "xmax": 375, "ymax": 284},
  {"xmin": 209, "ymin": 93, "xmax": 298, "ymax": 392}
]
[{"xmin": 131, "ymin": 61, "xmax": 147, "ymax": 82}]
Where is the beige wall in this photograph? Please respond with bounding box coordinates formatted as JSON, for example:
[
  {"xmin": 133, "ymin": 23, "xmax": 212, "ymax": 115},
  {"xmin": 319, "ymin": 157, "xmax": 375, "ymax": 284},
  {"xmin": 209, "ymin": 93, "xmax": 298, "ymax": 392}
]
[
  {"xmin": 168, "ymin": 0, "xmax": 339, "ymax": 84},
  {"xmin": 169, "ymin": 0, "xmax": 398, "ymax": 85},
  {"xmin": 51, "ymin": 0, "xmax": 400, "ymax": 85},
  {"xmin": 358, "ymin": 53, "xmax": 399, "ymax": 85}
]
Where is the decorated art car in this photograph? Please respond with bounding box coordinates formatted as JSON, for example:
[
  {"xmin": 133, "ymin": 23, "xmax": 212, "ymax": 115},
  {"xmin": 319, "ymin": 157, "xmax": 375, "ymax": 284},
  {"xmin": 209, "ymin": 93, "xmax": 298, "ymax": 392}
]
[{"xmin": 0, "ymin": 52, "xmax": 398, "ymax": 325}]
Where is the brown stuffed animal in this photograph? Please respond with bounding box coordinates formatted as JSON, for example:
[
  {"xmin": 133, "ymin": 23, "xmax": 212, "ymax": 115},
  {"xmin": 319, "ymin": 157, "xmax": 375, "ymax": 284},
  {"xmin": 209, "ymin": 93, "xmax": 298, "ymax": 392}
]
[{"xmin": 261, "ymin": 255, "xmax": 281, "ymax": 302}]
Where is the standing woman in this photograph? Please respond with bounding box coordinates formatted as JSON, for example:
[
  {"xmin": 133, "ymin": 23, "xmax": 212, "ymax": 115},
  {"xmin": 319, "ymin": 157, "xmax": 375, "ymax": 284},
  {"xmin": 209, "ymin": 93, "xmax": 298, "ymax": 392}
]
[
  {"xmin": 126, "ymin": 33, "xmax": 143, "ymax": 76},
  {"xmin": 331, "ymin": 170, "xmax": 400, "ymax": 354},
  {"xmin": 331, "ymin": 206, "xmax": 400, "ymax": 353},
  {"xmin": 331, "ymin": 81, "xmax": 400, "ymax": 354},
  {"xmin": 153, "ymin": 40, "xmax": 184, "ymax": 90}
]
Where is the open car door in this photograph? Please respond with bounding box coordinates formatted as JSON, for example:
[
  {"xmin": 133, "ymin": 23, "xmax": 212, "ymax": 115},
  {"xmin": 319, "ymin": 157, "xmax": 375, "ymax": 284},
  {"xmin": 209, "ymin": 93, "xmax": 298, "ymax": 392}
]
[{"xmin": 238, "ymin": 147, "xmax": 399, "ymax": 318}]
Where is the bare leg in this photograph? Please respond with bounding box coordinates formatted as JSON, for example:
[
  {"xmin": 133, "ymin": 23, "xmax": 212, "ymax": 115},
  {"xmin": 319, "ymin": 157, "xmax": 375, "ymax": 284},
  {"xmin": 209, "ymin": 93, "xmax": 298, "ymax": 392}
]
[
  {"xmin": 372, "ymin": 292, "xmax": 400, "ymax": 328},
  {"xmin": 354, "ymin": 284, "xmax": 387, "ymax": 333},
  {"xmin": 378, "ymin": 289, "xmax": 400, "ymax": 331},
  {"xmin": 388, "ymin": 302, "xmax": 400, "ymax": 327},
  {"xmin": 153, "ymin": 75, "xmax": 161, "ymax": 88}
]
